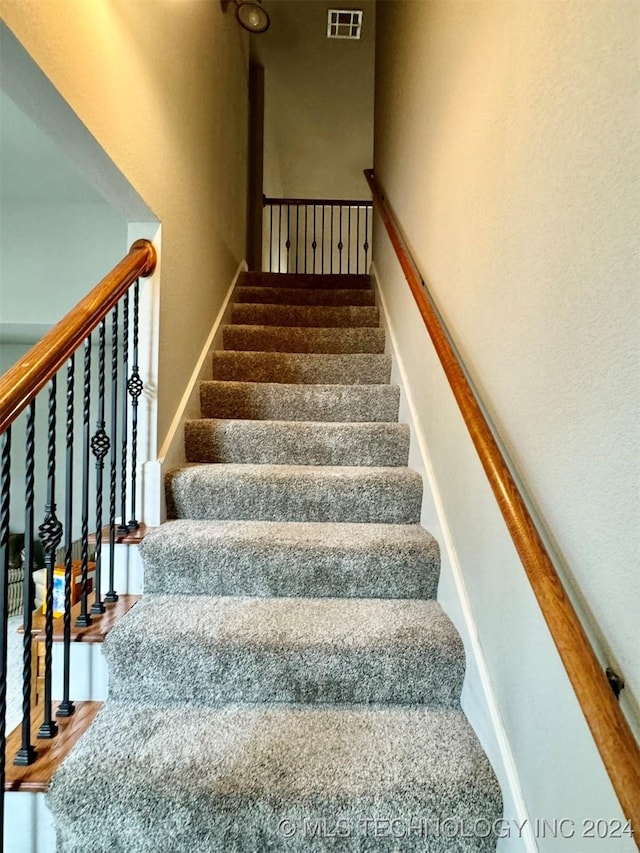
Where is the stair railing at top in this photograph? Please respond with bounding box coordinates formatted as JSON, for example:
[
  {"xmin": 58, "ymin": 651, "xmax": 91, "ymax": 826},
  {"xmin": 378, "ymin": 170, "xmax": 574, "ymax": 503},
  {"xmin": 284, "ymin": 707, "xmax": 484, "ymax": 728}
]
[
  {"xmin": 262, "ymin": 195, "xmax": 372, "ymax": 275},
  {"xmin": 363, "ymin": 168, "xmax": 640, "ymax": 835},
  {"xmin": 0, "ymin": 239, "xmax": 156, "ymax": 830}
]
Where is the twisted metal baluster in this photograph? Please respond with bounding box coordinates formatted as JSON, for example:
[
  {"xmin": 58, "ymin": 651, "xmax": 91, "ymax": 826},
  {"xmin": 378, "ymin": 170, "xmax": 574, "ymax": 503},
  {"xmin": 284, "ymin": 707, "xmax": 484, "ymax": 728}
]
[
  {"xmin": 105, "ymin": 306, "xmax": 119, "ymax": 603},
  {"xmin": 322, "ymin": 206, "xmax": 325, "ymax": 274},
  {"xmin": 338, "ymin": 206, "xmax": 344, "ymax": 274},
  {"xmin": 347, "ymin": 206, "xmax": 352, "ymax": 274},
  {"xmin": 303, "ymin": 205, "xmax": 308, "ymax": 274},
  {"xmin": 330, "ymin": 207, "xmax": 334, "ymax": 274},
  {"xmin": 127, "ymin": 281, "xmax": 143, "ymax": 529},
  {"xmin": 0, "ymin": 426, "xmax": 12, "ymax": 809},
  {"xmin": 118, "ymin": 292, "xmax": 130, "ymax": 534},
  {"xmin": 38, "ymin": 378, "xmax": 62, "ymax": 739},
  {"xmin": 91, "ymin": 321, "xmax": 109, "ymax": 614},
  {"xmin": 356, "ymin": 206, "xmax": 361, "ymax": 275},
  {"xmin": 15, "ymin": 402, "xmax": 37, "ymax": 762},
  {"xmin": 312, "ymin": 205, "xmax": 317, "ymax": 274},
  {"xmin": 76, "ymin": 337, "xmax": 93, "ymax": 628},
  {"xmin": 285, "ymin": 206, "xmax": 291, "ymax": 272},
  {"xmin": 57, "ymin": 358, "xmax": 75, "ymax": 717},
  {"xmin": 295, "ymin": 205, "xmax": 300, "ymax": 274}
]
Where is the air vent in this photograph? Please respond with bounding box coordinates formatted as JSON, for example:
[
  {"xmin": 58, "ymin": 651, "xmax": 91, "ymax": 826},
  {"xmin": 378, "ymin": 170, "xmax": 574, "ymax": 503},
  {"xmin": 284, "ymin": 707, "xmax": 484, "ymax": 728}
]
[{"xmin": 327, "ymin": 9, "xmax": 363, "ymax": 40}]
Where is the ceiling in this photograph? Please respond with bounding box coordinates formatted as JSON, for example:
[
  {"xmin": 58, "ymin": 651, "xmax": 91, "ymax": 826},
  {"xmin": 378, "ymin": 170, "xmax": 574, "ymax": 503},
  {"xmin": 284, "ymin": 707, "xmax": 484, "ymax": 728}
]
[{"xmin": 0, "ymin": 90, "xmax": 108, "ymax": 205}]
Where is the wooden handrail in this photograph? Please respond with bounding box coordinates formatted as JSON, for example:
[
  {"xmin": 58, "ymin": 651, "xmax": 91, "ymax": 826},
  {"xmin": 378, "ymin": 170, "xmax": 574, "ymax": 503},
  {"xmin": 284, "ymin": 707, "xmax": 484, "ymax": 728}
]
[
  {"xmin": 0, "ymin": 239, "xmax": 157, "ymax": 436},
  {"xmin": 263, "ymin": 195, "xmax": 372, "ymax": 208},
  {"xmin": 364, "ymin": 168, "xmax": 640, "ymax": 836}
]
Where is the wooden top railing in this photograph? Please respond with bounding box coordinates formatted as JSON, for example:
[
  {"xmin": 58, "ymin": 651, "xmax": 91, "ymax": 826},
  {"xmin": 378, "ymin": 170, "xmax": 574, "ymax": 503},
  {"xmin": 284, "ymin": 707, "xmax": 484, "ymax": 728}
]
[
  {"xmin": 364, "ymin": 168, "xmax": 640, "ymax": 835},
  {"xmin": 0, "ymin": 239, "xmax": 157, "ymax": 436}
]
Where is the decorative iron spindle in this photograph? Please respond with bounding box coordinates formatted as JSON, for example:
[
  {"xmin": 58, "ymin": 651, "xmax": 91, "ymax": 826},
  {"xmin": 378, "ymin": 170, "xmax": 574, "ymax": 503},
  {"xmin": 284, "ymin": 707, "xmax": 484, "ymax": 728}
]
[
  {"xmin": 278, "ymin": 206, "xmax": 282, "ymax": 272},
  {"xmin": 347, "ymin": 207, "xmax": 352, "ymax": 274},
  {"xmin": 15, "ymin": 402, "xmax": 37, "ymax": 762},
  {"xmin": 356, "ymin": 206, "xmax": 361, "ymax": 275},
  {"xmin": 57, "ymin": 357, "xmax": 75, "ymax": 717},
  {"xmin": 303, "ymin": 206, "xmax": 308, "ymax": 273},
  {"xmin": 127, "ymin": 281, "xmax": 143, "ymax": 529},
  {"xmin": 312, "ymin": 206, "xmax": 318, "ymax": 273},
  {"xmin": 322, "ymin": 206, "xmax": 326, "ymax": 274},
  {"xmin": 330, "ymin": 207, "xmax": 335, "ymax": 274},
  {"xmin": 0, "ymin": 426, "xmax": 12, "ymax": 811},
  {"xmin": 338, "ymin": 206, "xmax": 344, "ymax": 273},
  {"xmin": 90, "ymin": 320, "xmax": 109, "ymax": 614},
  {"xmin": 118, "ymin": 292, "xmax": 130, "ymax": 534},
  {"xmin": 295, "ymin": 206, "xmax": 300, "ymax": 273},
  {"xmin": 76, "ymin": 337, "xmax": 93, "ymax": 628},
  {"xmin": 106, "ymin": 305, "xmax": 119, "ymax": 603},
  {"xmin": 269, "ymin": 204, "xmax": 273, "ymax": 271},
  {"xmin": 38, "ymin": 378, "xmax": 62, "ymax": 739}
]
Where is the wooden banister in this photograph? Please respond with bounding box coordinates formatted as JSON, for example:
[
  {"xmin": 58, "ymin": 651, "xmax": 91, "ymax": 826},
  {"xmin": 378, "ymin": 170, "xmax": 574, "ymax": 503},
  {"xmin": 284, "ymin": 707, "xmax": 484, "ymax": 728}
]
[
  {"xmin": 0, "ymin": 239, "xmax": 157, "ymax": 436},
  {"xmin": 263, "ymin": 195, "xmax": 372, "ymax": 207},
  {"xmin": 364, "ymin": 168, "xmax": 640, "ymax": 837}
]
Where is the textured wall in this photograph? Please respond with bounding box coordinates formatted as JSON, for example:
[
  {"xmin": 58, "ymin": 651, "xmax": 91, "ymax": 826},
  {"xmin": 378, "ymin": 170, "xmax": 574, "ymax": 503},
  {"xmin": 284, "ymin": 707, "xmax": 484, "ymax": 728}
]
[
  {"xmin": 0, "ymin": 0, "xmax": 249, "ymax": 447},
  {"xmin": 255, "ymin": 0, "xmax": 375, "ymax": 200},
  {"xmin": 374, "ymin": 1, "xmax": 639, "ymax": 848}
]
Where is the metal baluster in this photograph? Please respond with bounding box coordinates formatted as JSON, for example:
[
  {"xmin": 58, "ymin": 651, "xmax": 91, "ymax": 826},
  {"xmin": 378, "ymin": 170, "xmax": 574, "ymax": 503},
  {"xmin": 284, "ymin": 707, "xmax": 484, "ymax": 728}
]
[
  {"xmin": 295, "ymin": 205, "xmax": 300, "ymax": 273},
  {"xmin": 76, "ymin": 337, "xmax": 93, "ymax": 628},
  {"xmin": 364, "ymin": 205, "xmax": 370, "ymax": 271},
  {"xmin": 278, "ymin": 206, "xmax": 282, "ymax": 272},
  {"xmin": 348, "ymin": 206, "xmax": 352, "ymax": 274},
  {"xmin": 312, "ymin": 206, "xmax": 317, "ymax": 274},
  {"xmin": 322, "ymin": 206, "xmax": 325, "ymax": 274},
  {"xmin": 105, "ymin": 306, "xmax": 119, "ymax": 604},
  {"xmin": 90, "ymin": 321, "xmax": 109, "ymax": 614},
  {"xmin": 269, "ymin": 204, "xmax": 273, "ymax": 271},
  {"xmin": 127, "ymin": 280, "xmax": 143, "ymax": 529},
  {"xmin": 38, "ymin": 378, "xmax": 62, "ymax": 739},
  {"xmin": 356, "ymin": 206, "xmax": 361, "ymax": 275},
  {"xmin": 57, "ymin": 358, "xmax": 75, "ymax": 717},
  {"xmin": 330, "ymin": 207, "xmax": 334, "ymax": 274},
  {"xmin": 285, "ymin": 206, "xmax": 291, "ymax": 272},
  {"xmin": 338, "ymin": 206, "xmax": 344, "ymax": 273},
  {"xmin": 118, "ymin": 292, "xmax": 130, "ymax": 534},
  {"xmin": 0, "ymin": 426, "xmax": 12, "ymax": 816},
  {"xmin": 304, "ymin": 205, "xmax": 308, "ymax": 274},
  {"xmin": 14, "ymin": 402, "xmax": 37, "ymax": 762}
]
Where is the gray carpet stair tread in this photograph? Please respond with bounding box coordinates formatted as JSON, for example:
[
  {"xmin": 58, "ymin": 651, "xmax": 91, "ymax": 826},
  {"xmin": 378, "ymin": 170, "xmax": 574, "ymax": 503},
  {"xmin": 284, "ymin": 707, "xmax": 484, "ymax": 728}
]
[
  {"xmin": 223, "ymin": 325, "xmax": 385, "ymax": 353},
  {"xmin": 199, "ymin": 381, "xmax": 400, "ymax": 422},
  {"xmin": 210, "ymin": 351, "xmax": 391, "ymax": 384},
  {"xmin": 231, "ymin": 303, "xmax": 380, "ymax": 328},
  {"xmin": 105, "ymin": 595, "xmax": 464, "ymax": 708},
  {"xmin": 166, "ymin": 464, "xmax": 423, "ymax": 524},
  {"xmin": 241, "ymin": 270, "xmax": 372, "ymax": 289},
  {"xmin": 185, "ymin": 420, "xmax": 410, "ymax": 466},
  {"xmin": 236, "ymin": 286, "xmax": 376, "ymax": 306},
  {"xmin": 49, "ymin": 704, "xmax": 501, "ymax": 853},
  {"xmin": 141, "ymin": 520, "xmax": 440, "ymax": 599}
]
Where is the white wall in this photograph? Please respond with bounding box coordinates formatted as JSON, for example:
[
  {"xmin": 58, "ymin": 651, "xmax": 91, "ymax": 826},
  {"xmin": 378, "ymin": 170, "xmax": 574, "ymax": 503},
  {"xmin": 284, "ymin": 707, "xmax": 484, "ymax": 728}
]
[
  {"xmin": 256, "ymin": 0, "xmax": 375, "ymax": 200},
  {"xmin": 373, "ymin": 1, "xmax": 639, "ymax": 849}
]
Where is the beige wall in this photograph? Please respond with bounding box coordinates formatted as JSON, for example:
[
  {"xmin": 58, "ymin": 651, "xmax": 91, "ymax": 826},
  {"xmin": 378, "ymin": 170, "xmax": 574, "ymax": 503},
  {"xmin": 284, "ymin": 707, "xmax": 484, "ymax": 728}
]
[
  {"xmin": 374, "ymin": 0, "xmax": 639, "ymax": 847},
  {"xmin": 255, "ymin": 0, "xmax": 375, "ymax": 199},
  {"xmin": 0, "ymin": 0, "xmax": 249, "ymax": 447}
]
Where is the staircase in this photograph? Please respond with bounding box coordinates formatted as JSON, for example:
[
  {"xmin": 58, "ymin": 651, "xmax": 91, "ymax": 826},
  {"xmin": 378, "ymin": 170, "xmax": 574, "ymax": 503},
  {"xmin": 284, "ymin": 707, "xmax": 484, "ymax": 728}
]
[{"xmin": 46, "ymin": 271, "xmax": 502, "ymax": 851}]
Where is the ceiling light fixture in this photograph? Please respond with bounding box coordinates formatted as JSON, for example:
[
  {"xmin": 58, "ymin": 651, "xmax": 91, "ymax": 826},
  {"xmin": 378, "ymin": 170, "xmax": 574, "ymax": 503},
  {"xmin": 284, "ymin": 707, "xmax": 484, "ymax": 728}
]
[{"xmin": 221, "ymin": 0, "xmax": 270, "ymax": 34}]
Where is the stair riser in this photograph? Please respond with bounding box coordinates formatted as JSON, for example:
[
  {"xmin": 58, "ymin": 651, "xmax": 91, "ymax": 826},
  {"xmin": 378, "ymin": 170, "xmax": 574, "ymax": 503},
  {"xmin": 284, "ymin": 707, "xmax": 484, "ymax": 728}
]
[
  {"xmin": 231, "ymin": 304, "xmax": 380, "ymax": 328},
  {"xmin": 141, "ymin": 521, "xmax": 441, "ymax": 600},
  {"xmin": 242, "ymin": 271, "xmax": 371, "ymax": 289},
  {"xmin": 185, "ymin": 421, "xmax": 410, "ymax": 466},
  {"xmin": 166, "ymin": 467, "xmax": 423, "ymax": 524},
  {"xmin": 200, "ymin": 382, "xmax": 399, "ymax": 422},
  {"xmin": 210, "ymin": 352, "xmax": 391, "ymax": 385},
  {"xmin": 108, "ymin": 646, "xmax": 463, "ymax": 708},
  {"xmin": 223, "ymin": 325, "xmax": 385, "ymax": 353},
  {"xmin": 236, "ymin": 286, "xmax": 376, "ymax": 306}
]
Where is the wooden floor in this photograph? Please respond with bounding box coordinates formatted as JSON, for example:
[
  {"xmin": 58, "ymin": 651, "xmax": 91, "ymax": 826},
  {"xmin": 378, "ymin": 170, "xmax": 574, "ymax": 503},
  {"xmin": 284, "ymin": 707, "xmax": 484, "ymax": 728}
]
[
  {"xmin": 89, "ymin": 523, "xmax": 153, "ymax": 546},
  {"xmin": 28, "ymin": 594, "xmax": 141, "ymax": 643},
  {"xmin": 4, "ymin": 701, "xmax": 102, "ymax": 792}
]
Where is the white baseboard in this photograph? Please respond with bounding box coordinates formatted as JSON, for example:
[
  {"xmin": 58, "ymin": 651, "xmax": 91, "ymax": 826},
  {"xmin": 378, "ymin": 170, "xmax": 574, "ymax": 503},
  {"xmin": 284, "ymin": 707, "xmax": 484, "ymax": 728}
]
[
  {"xmin": 370, "ymin": 262, "xmax": 536, "ymax": 853},
  {"xmin": 143, "ymin": 261, "xmax": 246, "ymax": 526}
]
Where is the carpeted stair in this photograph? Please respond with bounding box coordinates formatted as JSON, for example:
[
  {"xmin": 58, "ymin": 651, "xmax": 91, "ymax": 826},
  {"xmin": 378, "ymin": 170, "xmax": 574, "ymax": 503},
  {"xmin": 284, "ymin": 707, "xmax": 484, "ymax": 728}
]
[{"xmin": 48, "ymin": 271, "xmax": 502, "ymax": 851}]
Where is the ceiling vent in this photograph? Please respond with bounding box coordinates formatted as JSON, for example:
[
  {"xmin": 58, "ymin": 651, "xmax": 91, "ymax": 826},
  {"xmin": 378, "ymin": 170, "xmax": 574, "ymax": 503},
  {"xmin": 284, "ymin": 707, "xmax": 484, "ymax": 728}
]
[{"xmin": 327, "ymin": 9, "xmax": 363, "ymax": 40}]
